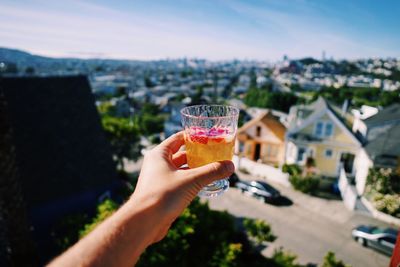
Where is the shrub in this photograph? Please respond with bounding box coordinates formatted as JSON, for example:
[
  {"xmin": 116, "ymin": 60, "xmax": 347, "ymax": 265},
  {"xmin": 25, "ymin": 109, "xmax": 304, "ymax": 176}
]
[
  {"xmin": 372, "ymin": 193, "xmax": 400, "ymax": 218},
  {"xmin": 322, "ymin": 251, "xmax": 351, "ymax": 267},
  {"xmin": 289, "ymin": 175, "xmax": 320, "ymax": 194},
  {"xmin": 271, "ymin": 247, "xmax": 301, "ymax": 267},
  {"xmin": 365, "ymin": 167, "xmax": 400, "ymax": 218},
  {"xmin": 210, "ymin": 242, "xmax": 242, "ymax": 267},
  {"xmin": 305, "ymin": 157, "xmax": 316, "ymax": 168},
  {"xmin": 366, "ymin": 167, "xmax": 400, "ymax": 195},
  {"xmin": 282, "ymin": 164, "xmax": 302, "ymax": 176},
  {"xmin": 243, "ymin": 218, "xmax": 276, "ymax": 245}
]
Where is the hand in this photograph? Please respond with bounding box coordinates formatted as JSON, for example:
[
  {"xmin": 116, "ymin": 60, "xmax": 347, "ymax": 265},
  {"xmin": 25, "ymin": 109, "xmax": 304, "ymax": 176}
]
[
  {"xmin": 48, "ymin": 131, "xmax": 235, "ymax": 267},
  {"xmin": 129, "ymin": 131, "xmax": 235, "ymax": 243}
]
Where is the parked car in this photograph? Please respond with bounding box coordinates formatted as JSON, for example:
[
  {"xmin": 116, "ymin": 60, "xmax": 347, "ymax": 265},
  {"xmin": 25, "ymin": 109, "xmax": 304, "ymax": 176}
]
[
  {"xmin": 235, "ymin": 180, "xmax": 281, "ymax": 203},
  {"xmin": 228, "ymin": 173, "xmax": 240, "ymax": 187},
  {"xmin": 352, "ymin": 225, "xmax": 398, "ymax": 256}
]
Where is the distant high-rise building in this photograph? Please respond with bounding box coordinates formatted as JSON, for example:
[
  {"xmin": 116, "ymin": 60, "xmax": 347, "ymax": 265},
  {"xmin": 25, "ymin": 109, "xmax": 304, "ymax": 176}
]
[{"xmin": 283, "ymin": 54, "xmax": 289, "ymax": 61}]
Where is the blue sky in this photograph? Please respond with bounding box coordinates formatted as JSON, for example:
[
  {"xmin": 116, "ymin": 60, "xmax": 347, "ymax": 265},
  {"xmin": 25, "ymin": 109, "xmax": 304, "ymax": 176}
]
[{"xmin": 0, "ymin": 0, "xmax": 399, "ymax": 60}]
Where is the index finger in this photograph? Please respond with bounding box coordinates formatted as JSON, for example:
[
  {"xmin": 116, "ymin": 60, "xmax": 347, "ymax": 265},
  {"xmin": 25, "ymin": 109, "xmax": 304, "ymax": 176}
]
[{"xmin": 159, "ymin": 131, "xmax": 185, "ymax": 154}]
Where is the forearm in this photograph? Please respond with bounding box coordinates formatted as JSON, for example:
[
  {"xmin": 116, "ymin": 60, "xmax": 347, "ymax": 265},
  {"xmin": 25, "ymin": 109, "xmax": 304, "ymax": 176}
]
[{"xmin": 48, "ymin": 195, "xmax": 163, "ymax": 267}]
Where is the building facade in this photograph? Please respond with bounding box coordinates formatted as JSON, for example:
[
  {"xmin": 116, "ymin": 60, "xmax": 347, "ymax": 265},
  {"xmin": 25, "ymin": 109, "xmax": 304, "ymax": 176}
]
[
  {"xmin": 236, "ymin": 111, "xmax": 286, "ymax": 166},
  {"xmin": 285, "ymin": 97, "xmax": 362, "ymax": 177}
]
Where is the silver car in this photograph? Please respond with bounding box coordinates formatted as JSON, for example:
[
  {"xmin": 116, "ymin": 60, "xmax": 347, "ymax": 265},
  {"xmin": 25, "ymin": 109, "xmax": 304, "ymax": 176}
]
[{"xmin": 352, "ymin": 225, "xmax": 398, "ymax": 256}]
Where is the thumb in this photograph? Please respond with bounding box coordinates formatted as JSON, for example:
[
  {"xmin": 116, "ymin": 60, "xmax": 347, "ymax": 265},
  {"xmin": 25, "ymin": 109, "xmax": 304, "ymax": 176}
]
[{"xmin": 186, "ymin": 160, "xmax": 235, "ymax": 187}]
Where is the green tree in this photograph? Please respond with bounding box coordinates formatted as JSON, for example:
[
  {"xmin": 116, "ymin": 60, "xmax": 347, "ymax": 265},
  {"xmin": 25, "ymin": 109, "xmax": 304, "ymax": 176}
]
[
  {"xmin": 243, "ymin": 218, "xmax": 276, "ymax": 245},
  {"xmin": 289, "ymin": 175, "xmax": 320, "ymax": 194},
  {"xmin": 136, "ymin": 199, "xmax": 246, "ymax": 267},
  {"xmin": 244, "ymin": 87, "xmax": 301, "ymax": 113},
  {"xmin": 210, "ymin": 242, "xmax": 242, "ymax": 267},
  {"xmin": 97, "ymin": 101, "xmax": 116, "ymax": 115},
  {"xmin": 115, "ymin": 86, "xmax": 127, "ymax": 97},
  {"xmin": 271, "ymin": 248, "xmax": 301, "ymax": 267},
  {"xmin": 137, "ymin": 103, "xmax": 165, "ymax": 135},
  {"xmin": 192, "ymin": 86, "xmax": 204, "ymax": 105},
  {"xmin": 312, "ymin": 86, "xmax": 400, "ymax": 108},
  {"xmin": 365, "ymin": 168, "xmax": 400, "ymax": 218},
  {"xmin": 366, "ymin": 167, "xmax": 400, "ymax": 194},
  {"xmin": 321, "ymin": 251, "xmax": 350, "ymax": 267},
  {"xmin": 101, "ymin": 115, "xmax": 142, "ymax": 169},
  {"xmin": 282, "ymin": 164, "xmax": 302, "ymax": 176},
  {"xmin": 372, "ymin": 193, "xmax": 400, "ymax": 218},
  {"xmin": 145, "ymin": 77, "xmax": 155, "ymax": 87}
]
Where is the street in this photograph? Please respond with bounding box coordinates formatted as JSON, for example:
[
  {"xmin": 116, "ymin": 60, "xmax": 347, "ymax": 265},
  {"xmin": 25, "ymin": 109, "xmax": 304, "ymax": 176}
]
[{"xmin": 207, "ymin": 173, "xmax": 392, "ymax": 267}]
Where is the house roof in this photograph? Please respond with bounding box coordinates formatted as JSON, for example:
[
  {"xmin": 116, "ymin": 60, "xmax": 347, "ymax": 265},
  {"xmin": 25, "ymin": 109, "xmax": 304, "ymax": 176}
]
[
  {"xmin": 238, "ymin": 110, "xmax": 286, "ymax": 141},
  {"xmin": 288, "ymin": 96, "xmax": 361, "ymax": 145},
  {"xmin": 0, "ymin": 75, "xmax": 121, "ymax": 264},
  {"xmin": 364, "ymin": 103, "xmax": 400, "ymax": 126},
  {"xmin": 0, "ymin": 75, "xmax": 117, "ymax": 207},
  {"xmin": 365, "ymin": 123, "xmax": 400, "ymax": 167}
]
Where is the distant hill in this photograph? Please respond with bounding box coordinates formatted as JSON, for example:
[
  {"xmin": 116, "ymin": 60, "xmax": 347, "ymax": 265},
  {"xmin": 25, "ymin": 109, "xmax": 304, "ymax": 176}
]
[
  {"xmin": 0, "ymin": 47, "xmax": 148, "ymax": 64},
  {"xmin": 0, "ymin": 47, "xmax": 56, "ymax": 65},
  {"xmin": 0, "ymin": 47, "xmax": 148, "ymax": 73}
]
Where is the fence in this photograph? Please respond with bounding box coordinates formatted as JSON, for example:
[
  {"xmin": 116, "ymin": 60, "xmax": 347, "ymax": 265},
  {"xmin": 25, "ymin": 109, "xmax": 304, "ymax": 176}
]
[
  {"xmin": 233, "ymin": 156, "xmax": 290, "ymax": 187},
  {"xmin": 338, "ymin": 166, "xmax": 358, "ymax": 210}
]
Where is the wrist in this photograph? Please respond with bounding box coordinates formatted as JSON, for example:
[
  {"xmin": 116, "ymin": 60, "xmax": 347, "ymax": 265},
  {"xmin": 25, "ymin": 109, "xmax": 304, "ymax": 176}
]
[{"xmin": 124, "ymin": 192, "xmax": 167, "ymax": 245}]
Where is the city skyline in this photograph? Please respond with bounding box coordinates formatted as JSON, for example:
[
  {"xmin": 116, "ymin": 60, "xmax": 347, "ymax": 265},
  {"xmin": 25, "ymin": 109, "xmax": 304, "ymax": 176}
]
[{"xmin": 0, "ymin": 0, "xmax": 399, "ymax": 61}]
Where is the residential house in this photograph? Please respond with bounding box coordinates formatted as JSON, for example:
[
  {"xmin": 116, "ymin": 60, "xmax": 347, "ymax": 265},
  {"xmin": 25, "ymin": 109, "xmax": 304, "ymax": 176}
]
[
  {"xmin": 285, "ymin": 97, "xmax": 362, "ymax": 177},
  {"xmin": 353, "ymin": 103, "xmax": 400, "ymax": 194},
  {"xmin": 236, "ymin": 110, "xmax": 286, "ymax": 166}
]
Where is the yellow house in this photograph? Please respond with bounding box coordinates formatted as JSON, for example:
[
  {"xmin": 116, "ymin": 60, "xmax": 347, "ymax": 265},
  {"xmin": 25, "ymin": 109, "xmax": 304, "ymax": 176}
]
[
  {"xmin": 236, "ymin": 110, "xmax": 286, "ymax": 166},
  {"xmin": 285, "ymin": 97, "xmax": 362, "ymax": 177}
]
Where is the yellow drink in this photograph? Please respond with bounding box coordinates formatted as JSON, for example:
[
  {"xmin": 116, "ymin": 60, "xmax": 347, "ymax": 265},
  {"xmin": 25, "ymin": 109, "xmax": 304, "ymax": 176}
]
[
  {"xmin": 181, "ymin": 105, "xmax": 239, "ymax": 197},
  {"xmin": 185, "ymin": 130, "xmax": 235, "ymax": 168}
]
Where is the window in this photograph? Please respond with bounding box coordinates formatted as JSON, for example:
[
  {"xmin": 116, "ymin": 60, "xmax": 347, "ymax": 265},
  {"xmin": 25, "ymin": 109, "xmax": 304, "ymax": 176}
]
[
  {"xmin": 381, "ymin": 236, "xmax": 396, "ymax": 245},
  {"xmin": 239, "ymin": 142, "xmax": 244, "ymax": 153},
  {"xmin": 297, "ymin": 147, "xmax": 306, "ymax": 162},
  {"xmin": 325, "ymin": 123, "xmax": 333, "ymax": 137},
  {"xmin": 324, "ymin": 149, "xmax": 333, "ymax": 158},
  {"xmin": 315, "ymin": 122, "xmax": 323, "ymax": 137},
  {"xmin": 256, "ymin": 126, "xmax": 261, "ymax": 137}
]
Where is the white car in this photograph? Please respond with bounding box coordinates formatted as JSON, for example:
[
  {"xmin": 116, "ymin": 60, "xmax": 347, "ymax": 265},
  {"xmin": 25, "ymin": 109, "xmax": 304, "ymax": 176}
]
[{"xmin": 352, "ymin": 225, "xmax": 398, "ymax": 256}]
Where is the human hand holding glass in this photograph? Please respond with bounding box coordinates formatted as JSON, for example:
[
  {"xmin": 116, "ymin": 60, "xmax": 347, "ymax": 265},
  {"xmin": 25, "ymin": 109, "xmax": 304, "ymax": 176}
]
[
  {"xmin": 181, "ymin": 105, "xmax": 239, "ymax": 197},
  {"xmin": 48, "ymin": 132, "xmax": 235, "ymax": 267}
]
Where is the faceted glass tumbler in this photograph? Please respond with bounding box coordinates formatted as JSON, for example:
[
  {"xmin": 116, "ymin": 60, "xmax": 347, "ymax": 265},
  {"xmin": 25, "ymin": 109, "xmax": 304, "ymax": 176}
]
[{"xmin": 181, "ymin": 105, "xmax": 239, "ymax": 197}]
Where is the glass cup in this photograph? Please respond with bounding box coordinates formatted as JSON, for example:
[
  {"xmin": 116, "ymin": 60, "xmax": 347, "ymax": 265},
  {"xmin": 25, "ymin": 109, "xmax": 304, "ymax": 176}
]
[{"xmin": 181, "ymin": 105, "xmax": 239, "ymax": 197}]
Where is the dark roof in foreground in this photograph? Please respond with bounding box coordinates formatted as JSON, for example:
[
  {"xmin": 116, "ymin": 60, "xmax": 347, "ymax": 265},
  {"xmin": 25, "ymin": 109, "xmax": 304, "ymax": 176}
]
[
  {"xmin": 364, "ymin": 103, "xmax": 400, "ymax": 126},
  {"xmin": 0, "ymin": 75, "xmax": 117, "ymax": 265},
  {"xmin": 0, "ymin": 75, "xmax": 117, "ymax": 206},
  {"xmin": 365, "ymin": 123, "xmax": 400, "ymax": 167}
]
